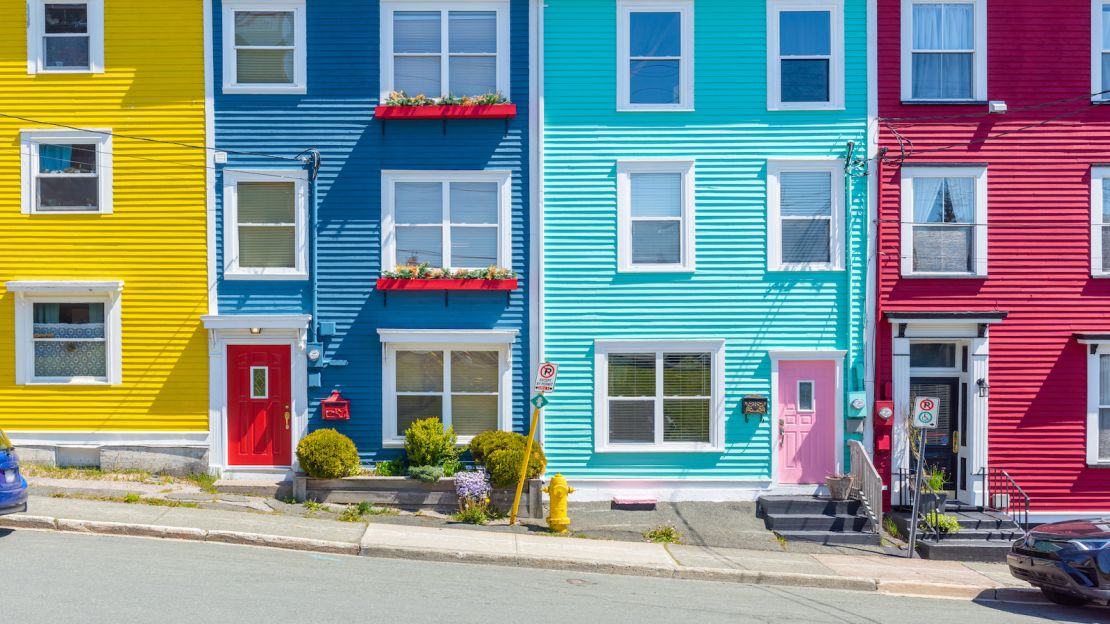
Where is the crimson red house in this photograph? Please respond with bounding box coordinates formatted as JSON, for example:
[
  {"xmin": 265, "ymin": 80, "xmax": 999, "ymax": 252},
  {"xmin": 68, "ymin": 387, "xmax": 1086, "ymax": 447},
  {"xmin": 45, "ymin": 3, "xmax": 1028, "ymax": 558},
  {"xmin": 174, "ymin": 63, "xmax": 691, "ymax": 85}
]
[{"xmin": 874, "ymin": 0, "xmax": 1110, "ymax": 522}]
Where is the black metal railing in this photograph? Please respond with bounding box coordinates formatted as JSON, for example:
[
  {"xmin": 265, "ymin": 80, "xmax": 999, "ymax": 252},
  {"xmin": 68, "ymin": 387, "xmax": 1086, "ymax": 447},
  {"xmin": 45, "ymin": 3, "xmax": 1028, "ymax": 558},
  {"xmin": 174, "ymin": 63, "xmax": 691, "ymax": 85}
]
[
  {"xmin": 982, "ymin": 467, "xmax": 1030, "ymax": 530},
  {"xmin": 895, "ymin": 468, "xmax": 942, "ymax": 542}
]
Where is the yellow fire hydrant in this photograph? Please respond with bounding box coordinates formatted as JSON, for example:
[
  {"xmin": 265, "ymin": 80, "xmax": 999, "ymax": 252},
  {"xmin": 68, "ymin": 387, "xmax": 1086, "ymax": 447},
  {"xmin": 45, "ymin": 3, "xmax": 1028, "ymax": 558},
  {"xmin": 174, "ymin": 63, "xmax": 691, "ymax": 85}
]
[{"xmin": 544, "ymin": 473, "xmax": 575, "ymax": 533}]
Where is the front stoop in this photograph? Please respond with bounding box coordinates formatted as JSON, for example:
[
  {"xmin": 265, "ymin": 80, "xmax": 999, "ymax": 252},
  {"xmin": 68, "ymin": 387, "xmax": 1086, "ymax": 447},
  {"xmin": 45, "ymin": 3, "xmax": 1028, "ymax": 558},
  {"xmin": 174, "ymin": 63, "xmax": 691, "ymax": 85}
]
[
  {"xmin": 757, "ymin": 495, "xmax": 881, "ymax": 546},
  {"xmin": 891, "ymin": 506, "xmax": 1022, "ymax": 562}
]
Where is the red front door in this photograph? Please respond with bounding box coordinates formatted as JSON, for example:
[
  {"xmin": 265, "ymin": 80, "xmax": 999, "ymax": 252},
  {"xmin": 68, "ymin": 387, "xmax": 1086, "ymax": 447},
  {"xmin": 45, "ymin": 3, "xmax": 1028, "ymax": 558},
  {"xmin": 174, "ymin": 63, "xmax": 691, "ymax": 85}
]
[{"xmin": 228, "ymin": 345, "xmax": 292, "ymax": 467}]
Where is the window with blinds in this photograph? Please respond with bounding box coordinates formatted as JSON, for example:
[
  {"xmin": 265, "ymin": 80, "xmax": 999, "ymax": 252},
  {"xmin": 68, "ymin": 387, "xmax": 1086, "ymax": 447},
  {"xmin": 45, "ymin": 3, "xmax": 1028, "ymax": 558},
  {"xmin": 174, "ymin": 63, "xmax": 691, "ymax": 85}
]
[
  {"xmin": 603, "ymin": 349, "xmax": 717, "ymax": 449},
  {"xmin": 768, "ymin": 160, "xmax": 842, "ymax": 270},
  {"xmin": 225, "ymin": 170, "xmax": 306, "ymax": 278},
  {"xmin": 1100, "ymin": 355, "xmax": 1110, "ymax": 462},
  {"xmin": 393, "ymin": 349, "xmax": 501, "ymax": 439},
  {"xmin": 223, "ymin": 1, "xmax": 305, "ymax": 92},
  {"xmin": 901, "ymin": 166, "xmax": 986, "ymax": 277},
  {"xmin": 617, "ymin": 161, "xmax": 695, "ymax": 272},
  {"xmin": 386, "ymin": 4, "xmax": 506, "ymax": 98},
  {"xmin": 902, "ymin": 0, "xmax": 985, "ymax": 102}
]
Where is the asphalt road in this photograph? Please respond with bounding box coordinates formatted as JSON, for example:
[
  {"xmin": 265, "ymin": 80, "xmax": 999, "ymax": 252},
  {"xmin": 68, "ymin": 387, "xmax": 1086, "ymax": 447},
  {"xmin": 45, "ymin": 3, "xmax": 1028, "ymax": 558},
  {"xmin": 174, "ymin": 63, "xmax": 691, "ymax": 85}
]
[{"xmin": 0, "ymin": 529, "xmax": 1104, "ymax": 623}]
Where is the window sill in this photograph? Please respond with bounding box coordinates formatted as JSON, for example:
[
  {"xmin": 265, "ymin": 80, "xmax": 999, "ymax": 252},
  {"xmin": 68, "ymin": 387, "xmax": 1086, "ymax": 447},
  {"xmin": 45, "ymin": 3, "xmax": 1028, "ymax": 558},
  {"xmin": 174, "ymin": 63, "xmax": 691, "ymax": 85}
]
[
  {"xmin": 1087, "ymin": 462, "xmax": 1110, "ymax": 468},
  {"xmin": 617, "ymin": 106, "xmax": 695, "ymax": 113},
  {"xmin": 383, "ymin": 435, "xmax": 483, "ymax": 449},
  {"xmin": 223, "ymin": 85, "xmax": 307, "ymax": 95},
  {"xmin": 224, "ymin": 272, "xmax": 309, "ymax": 281},
  {"xmin": 374, "ymin": 104, "xmax": 517, "ymax": 120},
  {"xmin": 23, "ymin": 379, "xmax": 112, "ymax": 386},
  {"xmin": 901, "ymin": 273, "xmax": 987, "ymax": 280},
  {"xmin": 31, "ymin": 69, "xmax": 101, "ymax": 75},
  {"xmin": 769, "ymin": 264, "xmax": 845, "ymax": 272},
  {"xmin": 900, "ymin": 100, "xmax": 987, "ymax": 106},
  {"xmin": 617, "ymin": 265, "xmax": 696, "ymax": 274},
  {"xmin": 767, "ymin": 104, "xmax": 846, "ymax": 112},
  {"xmin": 375, "ymin": 278, "xmax": 517, "ymax": 291},
  {"xmin": 27, "ymin": 210, "xmax": 111, "ymax": 216},
  {"xmin": 595, "ymin": 444, "xmax": 724, "ymax": 454}
]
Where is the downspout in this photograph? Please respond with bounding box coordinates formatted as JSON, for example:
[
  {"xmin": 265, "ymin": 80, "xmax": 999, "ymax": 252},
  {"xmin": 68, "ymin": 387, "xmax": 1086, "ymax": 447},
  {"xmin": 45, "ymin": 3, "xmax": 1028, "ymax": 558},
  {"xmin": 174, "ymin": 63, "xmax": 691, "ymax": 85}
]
[{"xmin": 301, "ymin": 149, "xmax": 321, "ymax": 344}]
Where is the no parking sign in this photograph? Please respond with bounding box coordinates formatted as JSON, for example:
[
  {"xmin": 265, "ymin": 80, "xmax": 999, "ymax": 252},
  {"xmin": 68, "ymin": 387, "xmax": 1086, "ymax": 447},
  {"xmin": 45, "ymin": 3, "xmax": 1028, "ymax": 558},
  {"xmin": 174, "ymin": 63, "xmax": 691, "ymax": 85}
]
[
  {"xmin": 534, "ymin": 361, "xmax": 559, "ymax": 393},
  {"xmin": 912, "ymin": 397, "xmax": 940, "ymax": 429}
]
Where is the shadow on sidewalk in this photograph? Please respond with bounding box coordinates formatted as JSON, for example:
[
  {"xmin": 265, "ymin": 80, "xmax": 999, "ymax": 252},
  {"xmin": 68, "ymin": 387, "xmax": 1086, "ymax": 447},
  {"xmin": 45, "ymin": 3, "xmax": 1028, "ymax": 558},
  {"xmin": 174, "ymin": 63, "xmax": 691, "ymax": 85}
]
[{"xmin": 971, "ymin": 596, "xmax": 1109, "ymax": 623}]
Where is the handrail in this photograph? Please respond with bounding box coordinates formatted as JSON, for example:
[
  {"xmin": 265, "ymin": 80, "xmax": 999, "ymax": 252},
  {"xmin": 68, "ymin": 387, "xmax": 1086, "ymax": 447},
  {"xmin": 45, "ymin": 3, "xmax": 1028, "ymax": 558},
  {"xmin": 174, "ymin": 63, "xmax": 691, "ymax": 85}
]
[
  {"xmin": 848, "ymin": 440, "xmax": 882, "ymax": 534},
  {"xmin": 983, "ymin": 468, "xmax": 1030, "ymax": 530}
]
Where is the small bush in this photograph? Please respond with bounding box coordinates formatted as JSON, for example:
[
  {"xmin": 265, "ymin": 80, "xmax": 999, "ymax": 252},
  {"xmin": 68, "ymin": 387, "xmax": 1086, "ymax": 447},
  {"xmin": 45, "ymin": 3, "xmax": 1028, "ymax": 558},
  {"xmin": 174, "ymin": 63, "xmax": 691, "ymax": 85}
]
[
  {"xmin": 297, "ymin": 429, "xmax": 361, "ymax": 479},
  {"xmin": 373, "ymin": 458, "xmax": 405, "ymax": 477},
  {"xmin": 469, "ymin": 431, "xmax": 524, "ymax": 464},
  {"xmin": 644, "ymin": 525, "xmax": 681, "ymax": 544},
  {"xmin": 407, "ymin": 465, "xmax": 445, "ymax": 483},
  {"xmin": 404, "ymin": 418, "xmax": 458, "ymax": 468},
  {"xmin": 453, "ymin": 505, "xmax": 489, "ymax": 525},
  {"xmin": 922, "ymin": 511, "xmax": 961, "ymax": 534},
  {"xmin": 468, "ymin": 431, "xmax": 546, "ymax": 488},
  {"xmin": 442, "ymin": 457, "xmax": 463, "ymax": 477},
  {"xmin": 338, "ymin": 505, "xmax": 365, "ymax": 522}
]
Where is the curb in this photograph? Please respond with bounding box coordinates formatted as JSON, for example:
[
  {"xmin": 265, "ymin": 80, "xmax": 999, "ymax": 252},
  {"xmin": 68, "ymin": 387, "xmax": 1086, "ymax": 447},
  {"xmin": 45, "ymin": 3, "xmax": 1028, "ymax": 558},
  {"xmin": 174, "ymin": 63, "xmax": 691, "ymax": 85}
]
[{"xmin": 0, "ymin": 515, "xmax": 1045, "ymax": 604}]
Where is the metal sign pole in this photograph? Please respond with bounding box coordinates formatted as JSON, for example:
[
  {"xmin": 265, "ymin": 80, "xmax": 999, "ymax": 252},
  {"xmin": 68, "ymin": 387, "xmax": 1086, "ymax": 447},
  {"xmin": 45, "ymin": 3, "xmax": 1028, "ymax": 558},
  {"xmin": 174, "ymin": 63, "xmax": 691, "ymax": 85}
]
[
  {"xmin": 509, "ymin": 400, "xmax": 541, "ymax": 526},
  {"xmin": 906, "ymin": 427, "xmax": 925, "ymax": 559}
]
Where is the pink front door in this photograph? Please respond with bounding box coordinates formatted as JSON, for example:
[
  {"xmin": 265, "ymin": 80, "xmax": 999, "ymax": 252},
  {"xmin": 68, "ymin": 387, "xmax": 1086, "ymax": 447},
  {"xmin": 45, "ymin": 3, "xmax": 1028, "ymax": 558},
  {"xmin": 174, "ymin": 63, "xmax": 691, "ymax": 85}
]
[
  {"xmin": 777, "ymin": 360, "xmax": 837, "ymax": 484},
  {"xmin": 227, "ymin": 345, "xmax": 292, "ymax": 467}
]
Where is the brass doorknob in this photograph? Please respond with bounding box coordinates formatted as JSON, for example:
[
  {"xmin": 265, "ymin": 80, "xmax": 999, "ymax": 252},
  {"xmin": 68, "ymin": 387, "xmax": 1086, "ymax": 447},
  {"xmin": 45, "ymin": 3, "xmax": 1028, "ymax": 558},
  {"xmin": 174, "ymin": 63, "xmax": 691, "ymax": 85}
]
[{"xmin": 284, "ymin": 411, "xmax": 291, "ymax": 430}]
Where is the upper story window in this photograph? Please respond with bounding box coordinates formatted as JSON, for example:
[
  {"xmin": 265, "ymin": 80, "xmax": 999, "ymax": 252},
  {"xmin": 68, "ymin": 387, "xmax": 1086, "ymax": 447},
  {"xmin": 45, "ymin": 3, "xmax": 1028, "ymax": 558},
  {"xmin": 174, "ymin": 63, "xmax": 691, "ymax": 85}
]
[
  {"xmin": 7, "ymin": 280, "xmax": 124, "ymax": 386},
  {"xmin": 1091, "ymin": 167, "xmax": 1110, "ymax": 276},
  {"xmin": 222, "ymin": 0, "xmax": 307, "ymax": 94},
  {"xmin": 617, "ymin": 0, "xmax": 694, "ymax": 111},
  {"xmin": 767, "ymin": 159, "xmax": 844, "ymax": 271},
  {"xmin": 900, "ymin": 0, "xmax": 986, "ymax": 102},
  {"xmin": 380, "ymin": 2, "xmax": 510, "ymax": 101},
  {"xmin": 594, "ymin": 339, "xmax": 725, "ymax": 453},
  {"xmin": 20, "ymin": 130, "xmax": 112, "ymax": 215},
  {"xmin": 900, "ymin": 165, "xmax": 988, "ymax": 278},
  {"xmin": 767, "ymin": 0, "xmax": 844, "ymax": 110},
  {"xmin": 223, "ymin": 170, "xmax": 309, "ymax": 280},
  {"xmin": 616, "ymin": 160, "xmax": 696, "ymax": 273},
  {"xmin": 27, "ymin": 1, "xmax": 104, "ymax": 74},
  {"xmin": 1094, "ymin": 2, "xmax": 1110, "ymax": 102},
  {"xmin": 381, "ymin": 171, "xmax": 512, "ymax": 271}
]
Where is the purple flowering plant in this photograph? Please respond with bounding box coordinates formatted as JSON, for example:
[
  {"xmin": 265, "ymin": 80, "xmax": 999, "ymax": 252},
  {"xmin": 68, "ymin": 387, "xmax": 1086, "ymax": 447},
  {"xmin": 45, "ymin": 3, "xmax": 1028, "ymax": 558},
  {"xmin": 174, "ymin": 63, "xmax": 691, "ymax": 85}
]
[{"xmin": 454, "ymin": 469, "xmax": 493, "ymax": 524}]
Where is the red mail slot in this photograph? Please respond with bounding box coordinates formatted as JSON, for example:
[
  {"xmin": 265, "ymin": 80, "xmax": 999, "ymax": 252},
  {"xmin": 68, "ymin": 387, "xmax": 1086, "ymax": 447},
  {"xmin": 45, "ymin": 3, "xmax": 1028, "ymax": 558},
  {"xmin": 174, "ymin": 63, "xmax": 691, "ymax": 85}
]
[{"xmin": 321, "ymin": 390, "xmax": 350, "ymax": 421}]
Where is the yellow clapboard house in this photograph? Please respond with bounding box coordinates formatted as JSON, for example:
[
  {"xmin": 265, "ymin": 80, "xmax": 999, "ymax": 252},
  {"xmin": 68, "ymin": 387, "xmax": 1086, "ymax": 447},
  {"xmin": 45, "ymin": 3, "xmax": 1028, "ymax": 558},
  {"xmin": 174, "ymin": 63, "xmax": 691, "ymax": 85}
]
[{"xmin": 0, "ymin": 0, "xmax": 209, "ymax": 472}]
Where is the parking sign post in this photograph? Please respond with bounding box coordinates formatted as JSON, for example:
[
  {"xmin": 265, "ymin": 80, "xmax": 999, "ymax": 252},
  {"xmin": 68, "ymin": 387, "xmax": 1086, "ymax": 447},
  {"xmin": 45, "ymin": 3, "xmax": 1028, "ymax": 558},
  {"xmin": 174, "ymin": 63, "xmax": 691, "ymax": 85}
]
[
  {"xmin": 907, "ymin": 396, "xmax": 941, "ymax": 557},
  {"xmin": 510, "ymin": 362, "xmax": 559, "ymax": 525}
]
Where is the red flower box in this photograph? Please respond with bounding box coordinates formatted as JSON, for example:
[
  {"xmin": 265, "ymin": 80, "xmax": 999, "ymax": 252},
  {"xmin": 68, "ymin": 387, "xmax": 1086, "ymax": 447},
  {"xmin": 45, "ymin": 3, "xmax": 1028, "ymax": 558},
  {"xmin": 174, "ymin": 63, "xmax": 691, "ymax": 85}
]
[
  {"xmin": 375, "ymin": 278, "xmax": 518, "ymax": 291},
  {"xmin": 374, "ymin": 104, "xmax": 517, "ymax": 120}
]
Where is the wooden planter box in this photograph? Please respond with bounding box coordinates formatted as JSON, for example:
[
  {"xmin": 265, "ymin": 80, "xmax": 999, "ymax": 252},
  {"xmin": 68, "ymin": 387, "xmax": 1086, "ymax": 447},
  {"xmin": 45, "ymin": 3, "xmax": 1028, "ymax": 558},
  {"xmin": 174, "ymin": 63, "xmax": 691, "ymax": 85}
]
[
  {"xmin": 292, "ymin": 474, "xmax": 544, "ymax": 519},
  {"xmin": 374, "ymin": 104, "xmax": 517, "ymax": 119},
  {"xmin": 375, "ymin": 278, "xmax": 517, "ymax": 291}
]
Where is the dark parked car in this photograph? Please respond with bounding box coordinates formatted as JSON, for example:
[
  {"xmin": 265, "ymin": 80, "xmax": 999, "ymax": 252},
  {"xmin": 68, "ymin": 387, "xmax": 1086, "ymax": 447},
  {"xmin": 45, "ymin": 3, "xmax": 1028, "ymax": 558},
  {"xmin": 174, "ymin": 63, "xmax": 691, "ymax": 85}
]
[
  {"xmin": 1009, "ymin": 518, "xmax": 1110, "ymax": 606},
  {"xmin": 0, "ymin": 430, "xmax": 28, "ymax": 515}
]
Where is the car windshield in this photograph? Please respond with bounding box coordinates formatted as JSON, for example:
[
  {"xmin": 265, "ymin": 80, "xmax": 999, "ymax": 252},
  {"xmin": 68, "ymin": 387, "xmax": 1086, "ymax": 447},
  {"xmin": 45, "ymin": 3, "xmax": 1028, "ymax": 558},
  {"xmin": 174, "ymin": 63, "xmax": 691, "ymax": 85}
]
[{"xmin": 0, "ymin": 430, "xmax": 11, "ymax": 450}]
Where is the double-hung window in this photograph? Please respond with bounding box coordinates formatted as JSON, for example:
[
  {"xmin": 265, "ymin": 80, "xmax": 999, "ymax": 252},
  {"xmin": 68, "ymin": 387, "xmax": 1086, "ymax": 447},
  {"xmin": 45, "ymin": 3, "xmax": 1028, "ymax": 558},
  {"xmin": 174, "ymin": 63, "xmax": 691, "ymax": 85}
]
[
  {"xmin": 595, "ymin": 340, "xmax": 725, "ymax": 452},
  {"xmin": 1093, "ymin": 168, "xmax": 1110, "ymax": 276},
  {"xmin": 381, "ymin": 2, "xmax": 510, "ymax": 100},
  {"xmin": 7, "ymin": 280, "xmax": 123, "ymax": 385},
  {"xmin": 382, "ymin": 171, "xmax": 511, "ymax": 271},
  {"xmin": 616, "ymin": 160, "xmax": 696, "ymax": 272},
  {"xmin": 1085, "ymin": 344, "xmax": 1110, "ymax": 465},
  {"xmin": 222, "ymin": 0, "xmax": 307, "ymax": 93},
  {"xmin": 900, "ymin": 0, "xmax": 986, "ymax": 102},
  {"xmin": 900, "ymin": 166, "xmax": 988, "ymax": 277},
  {"xmin": 617, "ymin": 0, "xmax": 694, "ymax": 111},
  {"xmin": 379, "ymin": 329, "xmax": 515, "ymax": 446},
  {"xmin": 27, "ymin": 0, "xmax": 104, "ymax": 74},
  {"xmin": 21, "ymin": 130, "xmax": 112, "ymax": 215},
  {"xmin": 224, "ymin": 170, "xmax": 308, "ymax": 279},
  {"xmin": 767, "ymin": 0, "xmax": 844, "ymax": 110},
  {"xmin": 767, "ymin": 160, "xmax": 844, "ymax": 270},
  {"xmin": 1094, "ymin": 3, "xmax": 1110, "ymax": 102}
]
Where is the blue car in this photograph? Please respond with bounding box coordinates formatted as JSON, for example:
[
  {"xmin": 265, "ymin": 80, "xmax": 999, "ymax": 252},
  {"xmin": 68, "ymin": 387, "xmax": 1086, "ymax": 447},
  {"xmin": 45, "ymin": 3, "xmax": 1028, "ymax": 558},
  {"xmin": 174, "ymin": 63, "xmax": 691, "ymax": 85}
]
[{"xmin": 0, "ymin": 430, "xmax": 28, "ymax": 515}]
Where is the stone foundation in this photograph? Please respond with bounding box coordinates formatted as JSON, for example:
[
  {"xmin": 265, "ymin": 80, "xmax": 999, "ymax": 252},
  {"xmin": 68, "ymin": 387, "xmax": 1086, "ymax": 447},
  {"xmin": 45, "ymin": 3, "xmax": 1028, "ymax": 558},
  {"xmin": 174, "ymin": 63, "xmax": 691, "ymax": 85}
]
[{"xmin": 15, "ymin": 445, "xmax": 209, "ymax": 476}]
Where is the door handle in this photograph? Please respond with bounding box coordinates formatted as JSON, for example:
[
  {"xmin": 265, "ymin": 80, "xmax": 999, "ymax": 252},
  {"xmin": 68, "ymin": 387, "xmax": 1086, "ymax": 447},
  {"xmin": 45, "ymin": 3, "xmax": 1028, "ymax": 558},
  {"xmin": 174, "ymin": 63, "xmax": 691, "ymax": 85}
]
[
  {"xmin": 952, "ymin": 430, "xmax": 959, "ymax": 453},
  {"xmin": 284, "ymin": 405, "xmax": 291, "ymax": 431},
  {"xmin": 778, "ymin": 419, "xmax": 785, "ymax": 448}
]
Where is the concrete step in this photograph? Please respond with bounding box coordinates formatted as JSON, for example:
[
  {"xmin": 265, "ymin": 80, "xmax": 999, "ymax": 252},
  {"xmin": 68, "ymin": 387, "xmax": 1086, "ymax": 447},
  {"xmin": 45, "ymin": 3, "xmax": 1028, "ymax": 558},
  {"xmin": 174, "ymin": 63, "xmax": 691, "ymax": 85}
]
[
  {"xmin": 764, "ymin": 513, "xmax": 870, "ymax": 532},
  {"xmin": 915, "ymin": 539, "xmax": 1013, "ymax": 562},
  {"xmin": 774, "ymin": 530, "xmax": 882, "ymax": 546},
  {"xmin": 756, "ymin": 496, "xmax": 861, "ymax": 517},
  {"xmin": 214, "ymin": 479, "xmax": 291, "ymax": 499}
]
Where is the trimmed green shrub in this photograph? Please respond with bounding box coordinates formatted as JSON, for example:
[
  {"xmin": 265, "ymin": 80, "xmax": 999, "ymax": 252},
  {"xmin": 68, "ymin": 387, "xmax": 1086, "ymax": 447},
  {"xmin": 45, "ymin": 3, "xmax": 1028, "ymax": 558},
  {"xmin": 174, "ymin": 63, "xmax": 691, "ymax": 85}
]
[
  {"xmin": 404, "ymin": 418, "xmax": 458, "ymax": 467},
  {"xmin": 468, "ymin": 430, "xmax": 546, "ymax": 488},
  {"xmin": 468, "ymin": 430, "xmax": 524, "ymax": 464},
  {"xmin": 407, "ymin": 465, "xmax": 444, "ymax": 483},
  {"xmin": 373, "ymin": 458, "xmax": 405, "ymax": 477},
  {"xmin": 296, "ymin": 429, "xmax": 361, "ymax": 479}
]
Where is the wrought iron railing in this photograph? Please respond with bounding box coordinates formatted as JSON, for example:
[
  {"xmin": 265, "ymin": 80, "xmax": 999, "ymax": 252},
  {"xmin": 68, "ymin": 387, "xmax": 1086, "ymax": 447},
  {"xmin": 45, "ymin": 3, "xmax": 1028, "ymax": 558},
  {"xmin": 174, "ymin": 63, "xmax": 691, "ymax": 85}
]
[
  {"xmin": 982, "ymin": 468, "xmax": 1030, "ymax": 530},
  {"xmin": 848, "ymin": 440, "xmax": 882, "ymax": 534},
  {"xmin": 894, "ymin": 468, "xmax": 942, "ymax": 542}
]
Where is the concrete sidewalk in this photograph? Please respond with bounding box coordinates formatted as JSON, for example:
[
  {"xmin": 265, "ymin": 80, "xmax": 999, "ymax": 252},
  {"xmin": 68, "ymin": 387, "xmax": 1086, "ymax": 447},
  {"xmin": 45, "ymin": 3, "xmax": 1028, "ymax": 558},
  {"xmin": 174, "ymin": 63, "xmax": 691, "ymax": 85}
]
[{"xmin": 0, "ymin": 495, "xmax": 1039, "ymax": 604}]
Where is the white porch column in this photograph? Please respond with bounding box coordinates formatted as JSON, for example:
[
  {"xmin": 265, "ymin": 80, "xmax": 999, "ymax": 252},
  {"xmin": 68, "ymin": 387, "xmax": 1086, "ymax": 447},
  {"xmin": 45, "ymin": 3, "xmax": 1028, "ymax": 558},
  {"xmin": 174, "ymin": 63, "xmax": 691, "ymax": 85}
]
[
  {"xmin": 891, "ymin": 331, "xmax": 911, "ymax": 503},
  {"xmin": 969, "ymin": 334, "xmax": 989, "ymax": 506}
]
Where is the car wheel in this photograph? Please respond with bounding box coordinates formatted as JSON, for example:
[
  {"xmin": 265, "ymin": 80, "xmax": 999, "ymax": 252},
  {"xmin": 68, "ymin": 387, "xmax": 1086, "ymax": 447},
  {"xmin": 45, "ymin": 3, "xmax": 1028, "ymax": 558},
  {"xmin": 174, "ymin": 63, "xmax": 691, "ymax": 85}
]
[{"xmin": 1040, "ymin": 588, "xmax": 1091, "ymax": 607}]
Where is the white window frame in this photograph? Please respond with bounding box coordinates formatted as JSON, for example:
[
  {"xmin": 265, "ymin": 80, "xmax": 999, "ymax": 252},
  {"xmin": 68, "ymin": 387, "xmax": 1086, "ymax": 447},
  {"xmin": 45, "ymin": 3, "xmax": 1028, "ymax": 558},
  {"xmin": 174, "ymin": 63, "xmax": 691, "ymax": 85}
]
[
  {"xmin": 766, "ymin": 0, "xmax": 845, "ymax": 111},
  {"xmin": 900, "ymin": 165, "xmax": 988, "ymax": 278},
  {"xmin": 27, "ymin": 0, "xmax": 104, "ymax": 74},
  {"xmin": 616, "ymin": 0, "xmax": 695, "ymax": 112},
  {"xmin": 222, "ymin": 0, "xmax": 308, "ymax": 94},
  {"xmin": 899, "ymin": 0, "xmax": 987, "ymax": 103},
  {"xmin": 594, "ymin": 339, "xmax": 725, "ymax": 453},
  {"xmin": 767, "ymin": 158, "xmax": 845, "ymax": 271},
  {"xmin": 7, "ymin": 280, "xmax": 123, "ymax": 386},
  {"xmin": 616, "ymin": 159, "xmax": 696, "ymax": 273},
  {"xmin": 20, "ymin": 130, "xmax": 113, "ymax": 215},
  {"xmin": 381, "ymin": 170, "xmax": 512, "ymax": 272},
  {"xmin": 378, "ymin": 329, "xmax": 516, "ymax": 447},
  {"xmin": 797, "ymin": 380, "xmax": 816, "ymax": 412},
  {"xmin": 1093, "ymin": 1, "xmax": 1110, "ymax": 102},
  {"xmin": 223, "ymin": 169, "xmax": 309, "ymax": 280},
  {"xmin": 1085, "ymin": 342, "xmax": 1110, "ymax": 466},
  {"xmin": 1092, "ymin": 167, "xmax": 1110, "ymax": 276},
  {"xmin": 379, "ymin": 0, "xmax": 511, "ymax": 102}
]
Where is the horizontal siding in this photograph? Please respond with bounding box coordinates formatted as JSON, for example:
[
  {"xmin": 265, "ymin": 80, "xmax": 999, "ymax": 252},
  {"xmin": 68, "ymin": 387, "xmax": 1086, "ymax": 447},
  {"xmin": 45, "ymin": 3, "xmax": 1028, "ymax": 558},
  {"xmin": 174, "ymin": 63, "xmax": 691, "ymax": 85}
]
[
  {"xmin": 543, "ymin": 0, "xmax": 869, "ymax": 479},
  {"xmin": 0, "ymin": 1, "xmax": 208, "ymax": 432},
  {"xmin": 213, "ymin": 0, "xmax": 531, "ymax": 461},
  {"xmin": 876, "ymin": 0, "xmax": 1110, "ymax": 510}
]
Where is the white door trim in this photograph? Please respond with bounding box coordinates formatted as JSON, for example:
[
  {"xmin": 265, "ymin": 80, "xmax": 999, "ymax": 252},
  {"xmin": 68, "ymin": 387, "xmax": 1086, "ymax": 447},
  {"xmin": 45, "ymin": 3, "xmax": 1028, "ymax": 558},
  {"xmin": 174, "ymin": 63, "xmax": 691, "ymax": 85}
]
[
  {"xmin": 206, "ymin": 322, "xmax": 308, "ymax": 476},
  {"xmin": 769, "ymin": 350, "xmax": 846, "ymax": 488}
]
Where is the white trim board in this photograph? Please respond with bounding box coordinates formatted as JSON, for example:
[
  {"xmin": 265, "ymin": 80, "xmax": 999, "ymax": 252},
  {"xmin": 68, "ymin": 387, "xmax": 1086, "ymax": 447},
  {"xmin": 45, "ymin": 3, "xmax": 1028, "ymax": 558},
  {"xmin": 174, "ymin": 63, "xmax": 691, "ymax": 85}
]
[
  {"xmin": 201, "ymin": 314, "xmax": 311, "ymax": 330},
  {"xmin": 6, "ymin": 431, "xmax": 209, "ymax": 448},
  {"xmin": 204, "ymin": 0, "xmax": 218, "ymax": 316},
  {"xmin": 563, "ymin": 479, "xmax": 826, "ymax": 502},
  {"xmin": 1028, "ymin": 511, "xmax": 1110, "ymax": 524}
]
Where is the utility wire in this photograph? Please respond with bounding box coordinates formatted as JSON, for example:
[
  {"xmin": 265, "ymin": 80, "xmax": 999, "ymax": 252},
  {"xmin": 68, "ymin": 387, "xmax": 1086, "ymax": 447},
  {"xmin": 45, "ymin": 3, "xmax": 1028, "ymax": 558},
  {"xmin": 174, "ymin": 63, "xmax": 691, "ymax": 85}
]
[
  {"xmin": 40, "ymin": 144, "xmax": 311, "ymax": 182},
  {"xmin": 882, "ymin": 89, "xmax": 1110, "ymax": 125}
]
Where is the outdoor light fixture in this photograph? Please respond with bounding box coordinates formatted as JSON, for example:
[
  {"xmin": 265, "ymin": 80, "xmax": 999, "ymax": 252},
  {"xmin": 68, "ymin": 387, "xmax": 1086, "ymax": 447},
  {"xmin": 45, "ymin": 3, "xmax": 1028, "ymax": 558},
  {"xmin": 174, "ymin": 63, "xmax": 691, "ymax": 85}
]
[
  {"xmin": 977, "ymin": 378, "xmax": 990, "ymax": 398},
  {"xmin": 249, "ymin": 327, "xmax": 263, "ymax": 335}
]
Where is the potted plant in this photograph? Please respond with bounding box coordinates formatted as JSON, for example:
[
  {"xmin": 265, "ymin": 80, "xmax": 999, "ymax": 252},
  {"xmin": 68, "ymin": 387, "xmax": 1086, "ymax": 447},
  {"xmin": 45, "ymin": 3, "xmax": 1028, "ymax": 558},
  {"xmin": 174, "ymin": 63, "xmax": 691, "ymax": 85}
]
[
  {"xmin": 825, "ymin": 473, "xmax": 853, "ymax": 501},
  {"xmin": 916, "ymin": 466, "xmax": 949, "ymax": 512}
]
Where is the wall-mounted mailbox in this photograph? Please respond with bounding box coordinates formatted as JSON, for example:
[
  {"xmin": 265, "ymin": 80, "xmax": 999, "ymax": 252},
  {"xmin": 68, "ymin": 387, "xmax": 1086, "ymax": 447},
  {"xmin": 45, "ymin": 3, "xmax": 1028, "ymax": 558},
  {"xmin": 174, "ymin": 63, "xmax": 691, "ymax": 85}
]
[
  {"xmin": 321, "ymin": 390, "xmax": 350, "ymax": 421},
  {"xmin": 742, "ymin": 395, "xmax": 768, "ymax": 423}
]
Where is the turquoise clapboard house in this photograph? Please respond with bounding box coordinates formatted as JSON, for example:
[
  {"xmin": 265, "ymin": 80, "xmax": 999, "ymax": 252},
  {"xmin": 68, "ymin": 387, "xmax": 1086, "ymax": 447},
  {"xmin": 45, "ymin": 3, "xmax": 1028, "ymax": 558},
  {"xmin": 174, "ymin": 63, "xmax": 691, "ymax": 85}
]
[{"xmin": 540, "ymin": 0, "xmax": 869, "ymax": 499}]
